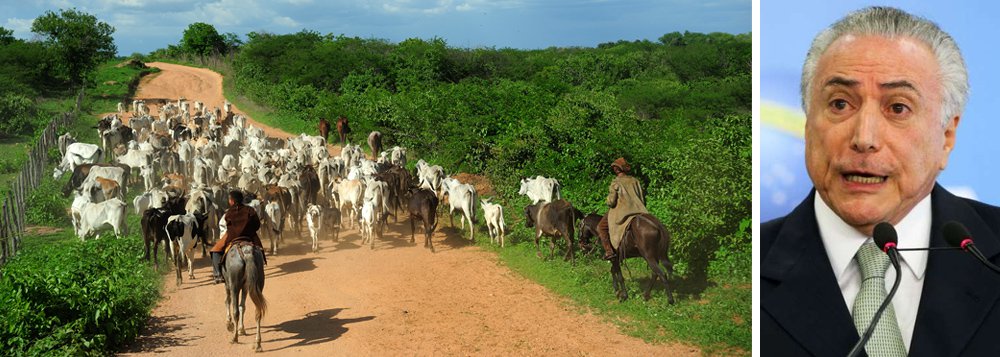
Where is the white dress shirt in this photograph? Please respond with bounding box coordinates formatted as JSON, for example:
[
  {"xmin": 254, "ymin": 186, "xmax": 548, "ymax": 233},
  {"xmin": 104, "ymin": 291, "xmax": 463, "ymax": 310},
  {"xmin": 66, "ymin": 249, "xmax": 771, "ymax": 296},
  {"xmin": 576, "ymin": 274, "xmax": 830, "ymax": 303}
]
[{"xmin": 815, "ymin": 192, "xmax": 931, "ymax": 352}]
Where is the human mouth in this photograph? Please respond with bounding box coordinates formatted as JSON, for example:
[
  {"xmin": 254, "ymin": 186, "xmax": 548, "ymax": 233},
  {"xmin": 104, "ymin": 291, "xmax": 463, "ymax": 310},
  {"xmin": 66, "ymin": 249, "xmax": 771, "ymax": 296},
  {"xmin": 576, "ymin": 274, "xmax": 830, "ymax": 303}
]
[{"xmin": 843, "ymin": 172, "xmax": 888, "ymax": 184}]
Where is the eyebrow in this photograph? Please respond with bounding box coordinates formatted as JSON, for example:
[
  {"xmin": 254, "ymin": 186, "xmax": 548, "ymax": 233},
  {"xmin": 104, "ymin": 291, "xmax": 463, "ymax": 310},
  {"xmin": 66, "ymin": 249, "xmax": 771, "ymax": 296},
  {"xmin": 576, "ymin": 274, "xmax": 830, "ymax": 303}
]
[{"xmin": 822, "ymin": 77, "xmax": 922, "ymax": 96}]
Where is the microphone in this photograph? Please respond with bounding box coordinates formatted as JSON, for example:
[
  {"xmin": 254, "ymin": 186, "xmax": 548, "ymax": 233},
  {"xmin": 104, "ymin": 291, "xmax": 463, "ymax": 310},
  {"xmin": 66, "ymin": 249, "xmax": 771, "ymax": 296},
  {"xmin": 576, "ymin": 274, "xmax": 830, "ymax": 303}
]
[
  {"xmin": 943, "ymin": 221, "xmax": 1000, "ymax": 274},
  {"xmin": 847, "ymin": 222, "xmax": 904, "ymax": 357}
]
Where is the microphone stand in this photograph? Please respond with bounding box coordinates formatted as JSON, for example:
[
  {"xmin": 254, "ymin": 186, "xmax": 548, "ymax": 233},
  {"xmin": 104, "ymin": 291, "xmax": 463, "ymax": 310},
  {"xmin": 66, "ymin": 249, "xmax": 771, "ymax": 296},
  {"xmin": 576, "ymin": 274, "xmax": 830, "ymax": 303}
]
[{"xmin": 846, "ymin": 248, "xmax": 903, "ymax": 357}]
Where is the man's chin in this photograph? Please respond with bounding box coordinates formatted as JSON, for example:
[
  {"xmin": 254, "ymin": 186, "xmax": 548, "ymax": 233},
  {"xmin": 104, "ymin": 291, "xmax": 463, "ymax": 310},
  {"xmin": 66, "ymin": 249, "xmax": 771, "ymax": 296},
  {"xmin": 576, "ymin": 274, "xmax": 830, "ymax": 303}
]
[{"xmin": 830, "ymin": 202, "xmax": 888, "ymax": 230}]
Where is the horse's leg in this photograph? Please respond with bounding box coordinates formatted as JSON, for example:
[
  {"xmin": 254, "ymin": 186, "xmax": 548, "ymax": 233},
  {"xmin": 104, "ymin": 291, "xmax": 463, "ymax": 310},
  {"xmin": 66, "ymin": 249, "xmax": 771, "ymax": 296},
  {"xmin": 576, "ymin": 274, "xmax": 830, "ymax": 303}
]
[
  {"xmin": 644, "ymin": 254, "xmax": 674, "ymax": 304},
  {"xmin": 239, "ymin": 289, "xmax": 248, "ymax": 335},
  {"xmin": 226, "ymin": 277, "xmax": 235, "ymax": 332},
  {"xmin": 611, "ymin": 259, "xmax": 627, "ymax": 301}
]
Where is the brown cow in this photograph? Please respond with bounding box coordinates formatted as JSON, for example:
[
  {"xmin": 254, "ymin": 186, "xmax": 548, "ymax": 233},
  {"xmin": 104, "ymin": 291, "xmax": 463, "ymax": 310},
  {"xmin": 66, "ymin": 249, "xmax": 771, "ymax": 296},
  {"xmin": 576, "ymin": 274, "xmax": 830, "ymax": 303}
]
[
  {"xmin": 524, "ymin": 199, "xmax": 583, "ymax": 262},
  {"xmin": 367, "ymin": 131, "xmax": 382, "ymax": 160},
  {"xmin": 93, "ymin": 177, "xmax": 122, "ymax": 201},
  {"xmin": 318, "ymin": 118, "xmax": 331, "ymax": 144},
  {"xmin": 336, "ymin": 116, "xmax": 351, "ymax": 145}
]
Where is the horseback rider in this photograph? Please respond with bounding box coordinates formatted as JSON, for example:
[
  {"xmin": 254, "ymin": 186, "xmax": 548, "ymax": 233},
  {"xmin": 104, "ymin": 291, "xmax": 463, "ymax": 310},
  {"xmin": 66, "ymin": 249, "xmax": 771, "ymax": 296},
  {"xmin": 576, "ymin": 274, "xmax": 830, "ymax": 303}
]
[
  {"xmin": 211, "ymin": 190, "xmax": 266, "ymax": 284},
  {"xmin": 597, "ymin": 157, "xmax": 648, "ymax": 261}
]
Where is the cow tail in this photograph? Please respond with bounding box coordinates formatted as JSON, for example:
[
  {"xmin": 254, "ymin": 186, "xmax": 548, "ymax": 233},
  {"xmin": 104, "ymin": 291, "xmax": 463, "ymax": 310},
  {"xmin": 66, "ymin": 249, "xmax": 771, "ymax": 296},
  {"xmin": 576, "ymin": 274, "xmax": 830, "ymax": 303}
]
[{"xmin": 498, "ymin": 205, "xmax": 506, "ymax": 233}]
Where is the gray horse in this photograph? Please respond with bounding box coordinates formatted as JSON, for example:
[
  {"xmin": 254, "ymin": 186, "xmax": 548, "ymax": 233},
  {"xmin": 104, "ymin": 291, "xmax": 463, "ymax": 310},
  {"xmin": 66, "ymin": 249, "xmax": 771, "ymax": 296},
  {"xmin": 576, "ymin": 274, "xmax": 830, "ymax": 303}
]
[{"xmin": 223, "ymin": 242, "xmax": 267, "ymax": 352}]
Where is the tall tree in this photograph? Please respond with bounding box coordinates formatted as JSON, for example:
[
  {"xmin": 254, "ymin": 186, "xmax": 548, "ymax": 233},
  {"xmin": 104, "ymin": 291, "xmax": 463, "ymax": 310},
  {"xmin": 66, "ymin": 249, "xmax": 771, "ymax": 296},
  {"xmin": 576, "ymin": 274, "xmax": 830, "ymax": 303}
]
[
  {"xmin": 31, "ymin": 8, "xmax": 116, "ymax": 85},
  {"xmin": 181, "ymin": 22, "xmax": 226, "ymax": 56}
]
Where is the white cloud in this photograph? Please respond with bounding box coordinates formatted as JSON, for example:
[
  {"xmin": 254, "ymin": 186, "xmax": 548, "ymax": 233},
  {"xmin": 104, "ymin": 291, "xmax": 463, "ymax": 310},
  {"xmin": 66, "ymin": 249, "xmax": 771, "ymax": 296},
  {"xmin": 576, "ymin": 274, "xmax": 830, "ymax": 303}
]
[
  {"xmin": 4, "ymin": 18, "xmax": 33, "ymax": 38},
  {"xmin": 273, "ymin": 16, "xmax": 299, "ymax": 27}
]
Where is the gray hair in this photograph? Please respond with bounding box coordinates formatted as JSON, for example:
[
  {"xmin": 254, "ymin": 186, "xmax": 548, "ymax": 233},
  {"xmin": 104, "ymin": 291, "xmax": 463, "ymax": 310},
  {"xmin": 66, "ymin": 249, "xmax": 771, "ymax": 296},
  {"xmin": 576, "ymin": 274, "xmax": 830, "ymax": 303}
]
[{"xmin": 800, "ymin": 6, "xmax": 968, "ymax": 126}]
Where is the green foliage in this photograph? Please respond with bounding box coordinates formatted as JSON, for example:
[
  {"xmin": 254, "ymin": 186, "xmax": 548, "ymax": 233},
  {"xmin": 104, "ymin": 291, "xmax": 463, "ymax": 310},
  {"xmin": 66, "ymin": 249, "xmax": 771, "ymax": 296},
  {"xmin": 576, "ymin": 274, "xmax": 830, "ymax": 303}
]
[
  {"xmin": 0, "ymin": 26, "xmax": 13, "ymax": 45},
  {"xmin": 26, "ymin": 177, "xmax": 69, "ymax": 226},
  {"xmin": 181, "ymin": 22, "xmax": 227, "ymax": 56},
  {"xmin": 0, "ymin": 94, "xmax": 38, "ymax": 135},
  {"xmin": 31, "ymin": 8, "xmax": 116, "ymax": 85},
  {"xmin": 0, "ymin": 230, "xmax": 160, "ymax": 355}
]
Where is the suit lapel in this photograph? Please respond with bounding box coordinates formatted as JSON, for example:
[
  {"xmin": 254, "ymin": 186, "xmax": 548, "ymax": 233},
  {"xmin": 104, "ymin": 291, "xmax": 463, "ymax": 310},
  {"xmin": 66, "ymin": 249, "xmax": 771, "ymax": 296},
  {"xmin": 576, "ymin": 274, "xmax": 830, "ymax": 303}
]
[
  {"xmin": 763, "ymin": 193, "xmax": 859, "ymax": 356},
  {"xmin": 910, "ymin": 185, "xmax": 1000, "ymax": 357}
]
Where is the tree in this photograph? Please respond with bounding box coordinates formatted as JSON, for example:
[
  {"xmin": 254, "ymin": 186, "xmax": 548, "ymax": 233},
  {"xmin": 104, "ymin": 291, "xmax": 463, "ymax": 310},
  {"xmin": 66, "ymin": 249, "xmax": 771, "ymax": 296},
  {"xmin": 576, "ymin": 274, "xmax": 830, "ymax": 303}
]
[
  {"xmin": 0, "ymin": 26, "xmax": 14, "ymax": 46},
  {"xmin": 31, "ymin": 8, "xmax": 116, "ymax": 85},
  {"xmin": 181, "ymin": 22, "xmax": 226, "ymax": 56}
]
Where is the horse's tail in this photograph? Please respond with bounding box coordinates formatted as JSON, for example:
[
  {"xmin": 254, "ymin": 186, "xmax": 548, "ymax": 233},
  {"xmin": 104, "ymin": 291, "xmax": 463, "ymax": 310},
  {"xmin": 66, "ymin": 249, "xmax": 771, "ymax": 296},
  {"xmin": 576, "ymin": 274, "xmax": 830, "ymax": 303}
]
[{"xmin": 245, "ymin": 245, "xmax": 268, "ymax": 320}]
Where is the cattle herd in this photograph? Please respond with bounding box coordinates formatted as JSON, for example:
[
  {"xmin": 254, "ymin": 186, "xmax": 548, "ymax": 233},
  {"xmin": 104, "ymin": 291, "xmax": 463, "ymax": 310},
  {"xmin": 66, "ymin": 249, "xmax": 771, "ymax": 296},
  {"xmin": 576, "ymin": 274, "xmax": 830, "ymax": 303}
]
[{"xmin": 55, "ymin": 97, "xmax": 589, "ymax": 278}]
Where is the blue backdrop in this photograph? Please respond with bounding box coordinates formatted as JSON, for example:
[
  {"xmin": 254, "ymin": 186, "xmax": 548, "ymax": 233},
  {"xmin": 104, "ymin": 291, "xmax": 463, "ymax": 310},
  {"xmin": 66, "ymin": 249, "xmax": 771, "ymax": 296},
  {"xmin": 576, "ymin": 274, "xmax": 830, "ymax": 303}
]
[{"xmin": 761, "ymin": 1, "xmax": 1000, "ymax": 221}]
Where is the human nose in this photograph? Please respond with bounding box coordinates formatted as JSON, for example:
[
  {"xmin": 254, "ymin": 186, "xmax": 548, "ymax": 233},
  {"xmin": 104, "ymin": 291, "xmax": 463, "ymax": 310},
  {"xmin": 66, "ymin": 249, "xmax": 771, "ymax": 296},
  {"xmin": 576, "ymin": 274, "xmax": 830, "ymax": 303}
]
[{"xmin": 850, "ymin": 103, "xmax": 882, "ymax": 153}]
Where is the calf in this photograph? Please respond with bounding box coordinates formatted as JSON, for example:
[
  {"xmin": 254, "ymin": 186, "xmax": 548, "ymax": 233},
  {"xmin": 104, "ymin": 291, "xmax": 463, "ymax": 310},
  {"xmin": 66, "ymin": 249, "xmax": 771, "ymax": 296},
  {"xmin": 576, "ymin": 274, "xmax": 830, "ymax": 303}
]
[
  {"xmin": 524, "ymin": 199, "xmax": 582, "ymax": 262},
  {"xmin": 336, "ymin": 179, "xmax": 365, "ymax": 229},
  {"xmin": 408, "ymin": 188, "xmax": 439, "ymax": 252},
  {"xmin": 481, "ymin": 199, "xmax": 507, "ymax": 247},
  {"xmin": 359, "ymin": 200, "xmax": 376, "ymax": 249}
]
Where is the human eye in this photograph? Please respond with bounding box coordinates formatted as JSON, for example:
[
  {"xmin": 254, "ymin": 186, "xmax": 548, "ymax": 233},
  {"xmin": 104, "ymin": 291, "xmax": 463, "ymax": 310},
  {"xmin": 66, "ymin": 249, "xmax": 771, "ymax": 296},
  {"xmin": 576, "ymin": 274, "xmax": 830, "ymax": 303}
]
[
  {"xmin": 888, "ymin": 103, "xmax": 910, "ymax": 115},
  {"xmin": 829, "ymin": 98, "xmax": 852, "ymax": 114}
]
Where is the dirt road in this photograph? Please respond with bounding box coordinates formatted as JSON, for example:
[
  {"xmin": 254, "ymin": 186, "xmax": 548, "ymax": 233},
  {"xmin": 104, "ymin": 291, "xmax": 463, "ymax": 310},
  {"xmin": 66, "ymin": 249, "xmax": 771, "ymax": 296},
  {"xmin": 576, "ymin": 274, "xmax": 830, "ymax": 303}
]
[{"xmin": 119, "ymin": 62, "xmax": 700, "ymax": 356}]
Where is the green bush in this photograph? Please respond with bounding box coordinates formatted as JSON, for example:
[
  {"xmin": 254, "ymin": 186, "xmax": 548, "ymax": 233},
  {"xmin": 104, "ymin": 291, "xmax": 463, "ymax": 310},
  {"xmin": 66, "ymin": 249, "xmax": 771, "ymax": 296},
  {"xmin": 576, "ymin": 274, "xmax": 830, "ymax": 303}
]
[
  {"xmin": 26, "ymin": 177, "xmax": 69, "ymax": 226},
  {"xmin": 0, "ymin": 235, "xmax": 160, "ymax": 355}
]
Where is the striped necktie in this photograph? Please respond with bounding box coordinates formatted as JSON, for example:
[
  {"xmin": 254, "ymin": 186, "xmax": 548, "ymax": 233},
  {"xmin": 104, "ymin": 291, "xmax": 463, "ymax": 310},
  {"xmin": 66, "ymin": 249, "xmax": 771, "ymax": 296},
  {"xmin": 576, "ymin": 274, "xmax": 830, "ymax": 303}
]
[{"xmin": 853, "ymin": 241, "xmax": 907, "ymax": 356}]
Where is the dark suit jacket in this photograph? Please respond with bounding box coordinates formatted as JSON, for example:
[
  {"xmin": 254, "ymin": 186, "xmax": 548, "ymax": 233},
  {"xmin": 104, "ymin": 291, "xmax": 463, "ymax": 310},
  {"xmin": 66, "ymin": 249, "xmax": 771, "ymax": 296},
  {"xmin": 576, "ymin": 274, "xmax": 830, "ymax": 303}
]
[{"xmin": 762, "ymin": 184, "xmax": 1000, "ymax": 357}]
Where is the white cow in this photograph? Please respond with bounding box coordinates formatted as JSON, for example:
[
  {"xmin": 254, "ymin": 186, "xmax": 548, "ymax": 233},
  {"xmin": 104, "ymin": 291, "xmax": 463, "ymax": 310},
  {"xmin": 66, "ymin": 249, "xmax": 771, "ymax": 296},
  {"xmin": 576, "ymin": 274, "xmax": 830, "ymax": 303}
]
[
  {"xmin": 263, "ymin": 201, "xmax": 283, "ymax": 255},
  {"xmin": 306, "ymin": 204, "xmax": 323, "ymax": 252},
  {"xmin": 134, "ymin": 189, "xmax": 168, "ymax": 215},
  {"xmin": 359, "ymin": 200, "xmax": 376, "ymax": 249},
  {"xmin": 518, "ymin": 176, "xmax": 562, "ymax": 204},
  {"xmin": 58, "ymin": 133, "xmax": 76, "ymax": 157},
  {"xmin": 481, "ymin": 199, "xmax": 507, "ymax": 247},
  {"xmin": 389, "ymin": 146, "xmax": 406, "ymax": 167},
  {"xmin": 54, "ymin": 143, "xmax": 102, "ymax": 179},
  {"xmin": 336, "ymin": 179, "xmax": 365, "ymax": 229},
  {"xmin": 442, "ymin": 178, "xmax": 478, "ymax": 241},
  {"xmin": 416, "ymin": 159, "xmax": 445, "ymax": 195},
  {"xmin": 165, "ymin": 214, "xmax": 199, "ymax": 285},
  {"xmin": 76, "ymin": 198, "xmax": 128, "ymax": 241}
]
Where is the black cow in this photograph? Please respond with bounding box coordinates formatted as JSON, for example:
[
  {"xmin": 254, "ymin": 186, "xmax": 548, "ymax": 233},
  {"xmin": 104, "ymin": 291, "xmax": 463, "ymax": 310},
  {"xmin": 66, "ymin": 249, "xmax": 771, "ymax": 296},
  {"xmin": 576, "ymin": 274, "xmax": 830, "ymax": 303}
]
[{"xmin": 408, "ymin": 188, "xmax": 439, "ymax": 252}]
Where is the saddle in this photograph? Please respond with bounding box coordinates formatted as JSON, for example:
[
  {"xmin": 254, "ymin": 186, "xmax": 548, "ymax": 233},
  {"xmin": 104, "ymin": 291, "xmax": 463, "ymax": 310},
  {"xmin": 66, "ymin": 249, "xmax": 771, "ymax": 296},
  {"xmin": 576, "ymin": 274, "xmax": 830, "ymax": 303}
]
[
  {"xmin": 222, "ymin": 237, "xmax": 266, "ymax": 267},
  {"xmin": 614, "ymin": 213, "xmax": 651, "ymax": 250}
]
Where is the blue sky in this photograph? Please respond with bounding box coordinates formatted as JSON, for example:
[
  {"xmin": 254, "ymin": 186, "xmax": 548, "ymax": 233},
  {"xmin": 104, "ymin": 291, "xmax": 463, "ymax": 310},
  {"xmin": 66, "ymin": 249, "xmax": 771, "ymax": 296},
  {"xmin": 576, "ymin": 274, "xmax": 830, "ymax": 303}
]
[
  {"xmin": 1, "ymin": 0, "xmax": 750, "ymax": 55},
  {"xmin": 762, "ymin": 0, "xmax": 1000, "ymax": 217}
]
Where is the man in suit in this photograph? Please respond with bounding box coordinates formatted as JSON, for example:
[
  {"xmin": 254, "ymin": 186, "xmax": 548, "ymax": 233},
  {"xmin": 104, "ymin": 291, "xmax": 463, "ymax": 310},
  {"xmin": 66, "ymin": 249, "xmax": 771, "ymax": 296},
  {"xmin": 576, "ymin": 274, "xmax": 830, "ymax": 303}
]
[{"xmin": 762, "ymin": 7, "xmax": 1000, "ymax": 356}]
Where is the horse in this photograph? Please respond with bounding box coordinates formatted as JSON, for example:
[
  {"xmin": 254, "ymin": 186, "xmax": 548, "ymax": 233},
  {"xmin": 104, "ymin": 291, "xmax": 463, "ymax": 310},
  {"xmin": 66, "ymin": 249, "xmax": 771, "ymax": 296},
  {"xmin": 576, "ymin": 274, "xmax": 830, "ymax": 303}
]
[
  {"xmin": 336, "ymin": 116, "xmax": 351, "ymax": 145},
  {"xmin": 610, "ymin": 213, "xmax": 675, "ymax": 304},
  {"xmin": 223, "ymin": 241, "xmax": 267, "ymax": 352},
  {"xmin": 318, "ymin": 118, "xmax": 331, "ymax": 144}
]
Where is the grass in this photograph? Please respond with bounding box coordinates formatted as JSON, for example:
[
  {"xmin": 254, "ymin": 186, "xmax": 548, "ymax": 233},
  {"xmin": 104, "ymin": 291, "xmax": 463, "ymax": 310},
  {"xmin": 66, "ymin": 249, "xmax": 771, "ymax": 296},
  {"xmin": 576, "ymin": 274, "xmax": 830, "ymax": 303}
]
[{"xmin": 472, "ymin": 223, "xmax": 750, "ymax": 356}]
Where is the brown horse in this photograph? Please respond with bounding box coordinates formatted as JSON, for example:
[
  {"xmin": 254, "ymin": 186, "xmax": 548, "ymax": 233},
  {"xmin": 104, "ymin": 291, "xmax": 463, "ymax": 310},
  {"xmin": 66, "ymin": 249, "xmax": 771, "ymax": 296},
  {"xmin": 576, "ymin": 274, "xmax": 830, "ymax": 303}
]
[
  {"xmin": 318, "ymin": 118, "xmax": 331, "ymax": 144},
  {"xmin": 578, "ymin": 213, "xmax": 603, "ymax": 254},
  {"xmin": 336, "ymin": 116, "xmax": 351, "ymax": 145},
  {"xmin": 611, "ymin": 213, "xmax": 675, "ymax": 303}
]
